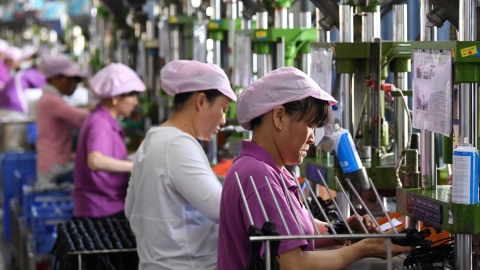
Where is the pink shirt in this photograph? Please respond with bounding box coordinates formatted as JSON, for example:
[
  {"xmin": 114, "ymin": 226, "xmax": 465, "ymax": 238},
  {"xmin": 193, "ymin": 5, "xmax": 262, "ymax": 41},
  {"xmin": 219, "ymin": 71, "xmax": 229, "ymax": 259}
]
[{"xmin": 36, "ymin": 84, "xmax": 89, "ymax": 173}]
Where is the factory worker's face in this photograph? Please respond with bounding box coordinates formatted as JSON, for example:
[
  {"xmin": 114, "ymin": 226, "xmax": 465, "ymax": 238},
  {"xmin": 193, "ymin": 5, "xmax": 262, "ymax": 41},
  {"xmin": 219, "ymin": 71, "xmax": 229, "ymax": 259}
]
[
  {"xmin": 274, "ymin": 107, "xmax": 315, "ymax": 166},
  {"xmin": 114, "ymin": 92, "xmax": 139, "ymax": 118},
  {"xmin": 60, "ymin": 76, "xmax": 82, "ymax": 96},
  {"xmin": 195, "ymin": 93, "xmax": 231, "ymax": 141}
]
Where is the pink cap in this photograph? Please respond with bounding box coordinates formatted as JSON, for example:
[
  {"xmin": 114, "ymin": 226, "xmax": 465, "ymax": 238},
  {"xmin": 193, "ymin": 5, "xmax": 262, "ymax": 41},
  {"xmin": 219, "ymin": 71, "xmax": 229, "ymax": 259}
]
[
  {"xmin": 4, "ymin": 46, "xmax": 23, "ymax": 62},
  {"xmin": 0, "ymin": 40, "xmax": 8, "ymax": 54},
  {"xmin": 38, "ymin": 54, "xmax": 84, "ymax": 79},
  {"xmin": 21, "ymin": 45, "xmax": 37, "ymax": 61},
  {"xmin": 89, "ymin": 63, "xmax": 146, "ymax": 99},
  {"xmin": 160, "ymin": 60, "xmax": 236, "ymax": 101},
  {"xmin": 236, "ymin": 67, "xmax": 338, "ymax": 130}
]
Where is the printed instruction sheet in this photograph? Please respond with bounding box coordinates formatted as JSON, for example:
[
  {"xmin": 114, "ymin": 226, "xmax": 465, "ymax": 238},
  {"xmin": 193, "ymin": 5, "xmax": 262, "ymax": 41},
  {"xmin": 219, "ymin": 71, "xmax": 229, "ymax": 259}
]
[{"xmin": 412, "ymin": 49, "xmax": 452, "ymax": 136}]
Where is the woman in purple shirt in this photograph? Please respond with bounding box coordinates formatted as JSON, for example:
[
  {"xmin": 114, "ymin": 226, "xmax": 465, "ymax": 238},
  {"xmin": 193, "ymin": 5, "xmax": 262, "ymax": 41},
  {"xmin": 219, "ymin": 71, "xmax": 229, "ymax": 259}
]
[
  {"xmin": 0, "ymin": 47, "xmax": 45, "ymax": 115},
  {"xmin": 0, "ymin": 39, "xmax": 10, "ymax": 92},
  {"xmin": 218, "ymin": 67, "xmax": 413, "ymax": 269},
  {"xmin": 73, "ymin": 63, "xmax": 145, "ymax": 219}
]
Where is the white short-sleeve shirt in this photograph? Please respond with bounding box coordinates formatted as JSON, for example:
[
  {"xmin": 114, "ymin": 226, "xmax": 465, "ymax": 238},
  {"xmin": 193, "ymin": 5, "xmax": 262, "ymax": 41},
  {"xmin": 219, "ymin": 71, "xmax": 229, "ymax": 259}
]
[{"xmin": 125, "ymin": 126, "xmax": 222, "ymax": 270}]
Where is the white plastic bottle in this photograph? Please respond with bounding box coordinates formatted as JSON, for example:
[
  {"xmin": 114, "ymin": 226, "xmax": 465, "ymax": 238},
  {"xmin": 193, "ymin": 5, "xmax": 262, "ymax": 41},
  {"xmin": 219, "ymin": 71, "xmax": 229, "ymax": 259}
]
[{"xmin": 452, "ymin": 138, "xmax": 479, "ymax": 204}]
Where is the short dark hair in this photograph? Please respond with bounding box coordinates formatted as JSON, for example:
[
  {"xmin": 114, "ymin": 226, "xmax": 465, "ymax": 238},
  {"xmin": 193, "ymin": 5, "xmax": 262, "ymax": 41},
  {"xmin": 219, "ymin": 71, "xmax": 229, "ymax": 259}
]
[
  {"xmin": 119, "ymin": 91, "xmax": 139, "ymax": 97},
  {"xmin": 48, "ymin": 75, "xmax": 82, "ymax": 83},
  {"xmin": 173, "ymin": 89, "xmax": 224, "ymax": 111},
  {"xmin": 250, "ymin": 97, "xmax": 330, "ymax": 130}
]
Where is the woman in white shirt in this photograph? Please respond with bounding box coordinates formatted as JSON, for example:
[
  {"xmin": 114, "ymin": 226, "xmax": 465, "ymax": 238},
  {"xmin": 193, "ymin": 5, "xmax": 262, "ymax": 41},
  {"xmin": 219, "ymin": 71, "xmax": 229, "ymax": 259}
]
[{"xmin": 125, "ymin": 60, "xmax": 237, "ymax": 270}]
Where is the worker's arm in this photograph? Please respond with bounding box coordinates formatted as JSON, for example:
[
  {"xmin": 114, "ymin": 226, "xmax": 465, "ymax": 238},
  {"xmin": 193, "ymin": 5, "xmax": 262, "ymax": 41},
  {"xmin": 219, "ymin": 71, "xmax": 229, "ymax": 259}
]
[
  {"xmin": 124, "ymin": 177, "xmax": 135, "ymax": 219},
  {"xmin": 88, "ymin": 151, "xmax": 133, "ymax": 173},
  {"xmin": 278, "ymin": 236, "xmax": 414, "ymax": 270},
  {"xmin": 167, "ymin": 135, "xmax": 222, "ymax": 222}
]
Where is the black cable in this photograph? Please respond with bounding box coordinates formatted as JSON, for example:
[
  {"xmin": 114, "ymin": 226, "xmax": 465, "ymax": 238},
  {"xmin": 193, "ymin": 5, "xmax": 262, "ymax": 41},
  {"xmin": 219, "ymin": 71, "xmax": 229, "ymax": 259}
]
[
  {"xmin": 246, "ymin": 225, "xmax": 264, "ymax": 270},
  {"xmin": 74, "ymin": 219, "xmax": 95, "ymax": 251},
  {"xmin": 120, "ymin": 219, "xmax": 137, "ymax": 247},
  {"xmin": 113, "ymin": 218, "xmax": 134, "ymax": 248},
  {"xmin": 103, "ymin": 218, "xmax": 124, "ymax": 249},
  {"xmin": 261, "ymin": 221, "xmax": 280, "ymax": 270},
  {"xmin": 67, "ymin": 220, "xmax": 86, "ymax": 251},
  {"xmin": 83, "ymin": 217, "xmax": 106, "ymax": 250},
  {"xmin": 392, "ymin": 228, "xmax": 432, "ymax": 247},
  {"xmin": 403, "ymin": 235, "xmax": 454, "ymax": 269},
  {"xmin": 95, "ymin": 219, "xmax": 114, "ymax": 250},
  {"xmin": 52, "ymin": 217, "xmax": 139, "ymax": 269}
]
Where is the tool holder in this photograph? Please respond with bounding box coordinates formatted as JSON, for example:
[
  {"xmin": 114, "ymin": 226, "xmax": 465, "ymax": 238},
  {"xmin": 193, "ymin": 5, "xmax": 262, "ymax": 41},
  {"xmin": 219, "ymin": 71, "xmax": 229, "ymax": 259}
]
[{"xmin": 235, "ymin": 169, "xmax": 408, "ymax": 270}]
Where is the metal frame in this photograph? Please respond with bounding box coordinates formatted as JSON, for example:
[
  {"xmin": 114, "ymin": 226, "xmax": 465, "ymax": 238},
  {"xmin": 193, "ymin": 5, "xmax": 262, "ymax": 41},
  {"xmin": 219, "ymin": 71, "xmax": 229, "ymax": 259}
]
[
  {"xmin": 68, "ymin": 248, "xmax": 138, "ymax": 270},
  {"xmin": 236, "ymin": 169, "xmax": 409, "ymax": 270}
]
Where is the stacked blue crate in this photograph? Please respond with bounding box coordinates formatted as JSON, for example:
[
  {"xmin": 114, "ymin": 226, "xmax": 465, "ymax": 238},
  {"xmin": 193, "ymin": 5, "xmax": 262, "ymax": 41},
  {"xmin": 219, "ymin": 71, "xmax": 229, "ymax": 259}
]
[
  {"xmin": 22, "ymin": 186, "xmax": 74, "ymax": 254},
  {"xmin": 1, "ymin": 151, "xmax": 37, "ymax": 240},
  {"xmin": 13, "ymin": 170, "xmax": 36, "ymax": 207}
]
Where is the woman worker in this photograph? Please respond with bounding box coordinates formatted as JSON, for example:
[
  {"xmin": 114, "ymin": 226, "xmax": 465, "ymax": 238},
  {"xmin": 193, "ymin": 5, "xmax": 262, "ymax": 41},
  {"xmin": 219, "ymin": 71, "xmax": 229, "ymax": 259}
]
[
  {"xmin": 3, "ymin": 46, "xmax": 22, "ymax": 75},
  {"xmin": 0, "ymin": 46, "xmax": 45, "ymax": 116},
  {"xmin": 35, "ymin": 54, "xmax": 90, "ymax": 190},
  {"xmin": 73, "ymin": 63, "xmax": 145, "ymax": 219},
  {"xmin": 217, "ymin": 67, "xmax": 413, "ymax": 270},
  {"xmin": 0, "ymin": 40, "xmax": 10, "ymax": 92},
  {"xmin": 125, "ymin": 60, "xmax": 237, "ymax": 269}
]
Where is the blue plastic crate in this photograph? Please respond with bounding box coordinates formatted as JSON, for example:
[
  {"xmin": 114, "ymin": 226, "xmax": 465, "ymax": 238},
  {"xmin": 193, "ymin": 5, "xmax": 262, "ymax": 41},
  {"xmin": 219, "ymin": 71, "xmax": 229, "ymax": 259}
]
[
  {"xmin": 30, "ymin": 205, "xmax": 73, "ymax": 234},
  {"xmin": 22, "ymin": 186, "xmax": 73, "ymax": 220},
  {"xmin": 30, "ymin": 205, "xmax": 73, "ymax": 254},
  {"xmin": 34, "ymin": 232, "xmax": 57, "ymax": 255},
  {"xmin": 1, "ymin": 151, "xmax": 37, "ymax": 241},
  {"xmin": 1, "ymin": 152, "xmax": 36, "ymax": 241},
  {"xmin": 1, "ymin": 151, "xmax": 36, "ymax": 198},
  {"xmin": 13, "ymin": 170, "xmax": 36, "ymax": 207}
]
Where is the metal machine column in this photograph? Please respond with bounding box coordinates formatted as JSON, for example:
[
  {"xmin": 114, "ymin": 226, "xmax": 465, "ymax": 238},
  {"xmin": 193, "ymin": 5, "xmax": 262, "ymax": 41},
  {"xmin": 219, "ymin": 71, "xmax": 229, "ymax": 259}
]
[
  {"xmin": 339, "ymin": 5, "xmax": 353, "ymax": 134},
  {"xmin": 413, "ymin": 0, "xmax": 437, "ymax": 233},
  {"xmin": 455, "ymin": 1, "xmax": 477, "ymax": 269},
  {"xmin": 274, "ymin": 7, "xmax": 288, "ymax": 68},
  {"xmin": 169, "ymin": 4, "xmax": 180, "ymax": 61},
  {"xmin": 207, "ymin": 0, "xmax": 223, "ymax": 165},
  {"xmin": 420, "ymin": 0, "xmax": 437, "ymax": 192},
  {"xmin": 315, "ymin": 8, "xmax": 329, "ymax": 43},
  {"xmin": 256, "ymin": 11, "xmax": 269, "ymax": 78},
  {"xmin": 299, "ymin": 0, "xmax": 312, "ymax": 74},
  {"xmin": 393, "ymin": 4, "xmax": 409, "ymax": 166},
  {"xmin": 337, "ymin": 4, "xmax": 354, "ymax": 218},
  {"xmin": 227, "ymin": 0, "xmax": 238, "ymax": 77}
]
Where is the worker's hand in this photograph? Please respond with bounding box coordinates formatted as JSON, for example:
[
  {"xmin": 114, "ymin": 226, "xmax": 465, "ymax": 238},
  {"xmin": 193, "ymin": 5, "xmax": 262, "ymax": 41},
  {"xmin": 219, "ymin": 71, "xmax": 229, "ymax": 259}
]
[
  {"xmin": 347, "ymin": 214, "xmax": 379, "ymax": 234},
  {"xmin": 356, "ymin": 229, "xmax": 415, "ymax": 259}
]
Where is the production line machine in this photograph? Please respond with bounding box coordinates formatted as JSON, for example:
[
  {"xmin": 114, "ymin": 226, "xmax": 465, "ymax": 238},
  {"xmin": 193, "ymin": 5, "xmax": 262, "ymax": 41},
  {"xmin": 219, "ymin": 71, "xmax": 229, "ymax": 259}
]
[
  {"xmin": 60, "ymin": 0, "xmax": 480, "ymax": 268},
  {"xmin": 395, "ymin": 0, "xmax": 480, "ymax": 269},
  {"xmin": 301, "ymin": 0, "xmax": 413, "ymax": 220},
  {"xmin": 300, "ymin": 0, "xmax": 480, "ymax": 269},
  {"xmin": 92, "ymin": 1, "xmax": 480, "ymax": 266}
]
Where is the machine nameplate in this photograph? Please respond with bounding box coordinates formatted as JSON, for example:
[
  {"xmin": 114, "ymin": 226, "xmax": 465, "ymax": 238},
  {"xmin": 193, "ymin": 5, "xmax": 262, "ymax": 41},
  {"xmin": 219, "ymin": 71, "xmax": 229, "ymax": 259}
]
[{"xmin": 407, "ymin": 194, "xmax": 442, "ymax": 225}]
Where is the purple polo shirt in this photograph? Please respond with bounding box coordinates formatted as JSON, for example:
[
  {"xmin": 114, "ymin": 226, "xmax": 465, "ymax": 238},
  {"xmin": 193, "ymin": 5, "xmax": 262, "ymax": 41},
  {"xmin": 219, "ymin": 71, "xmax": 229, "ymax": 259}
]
[
  {"xmin": 0, "ymin": 67, "xmax": 46, "ymax": 112},
  {"xmin": 0, "ymin": 60, "xmax": 11, "ymax": 90},
  {"xmin": 217, "ymin": 140, "xmax": 314, "ymax": 270},
  {"xmin": 73, "ymin": 104, "xmax": 129, "ymax": 218}
]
